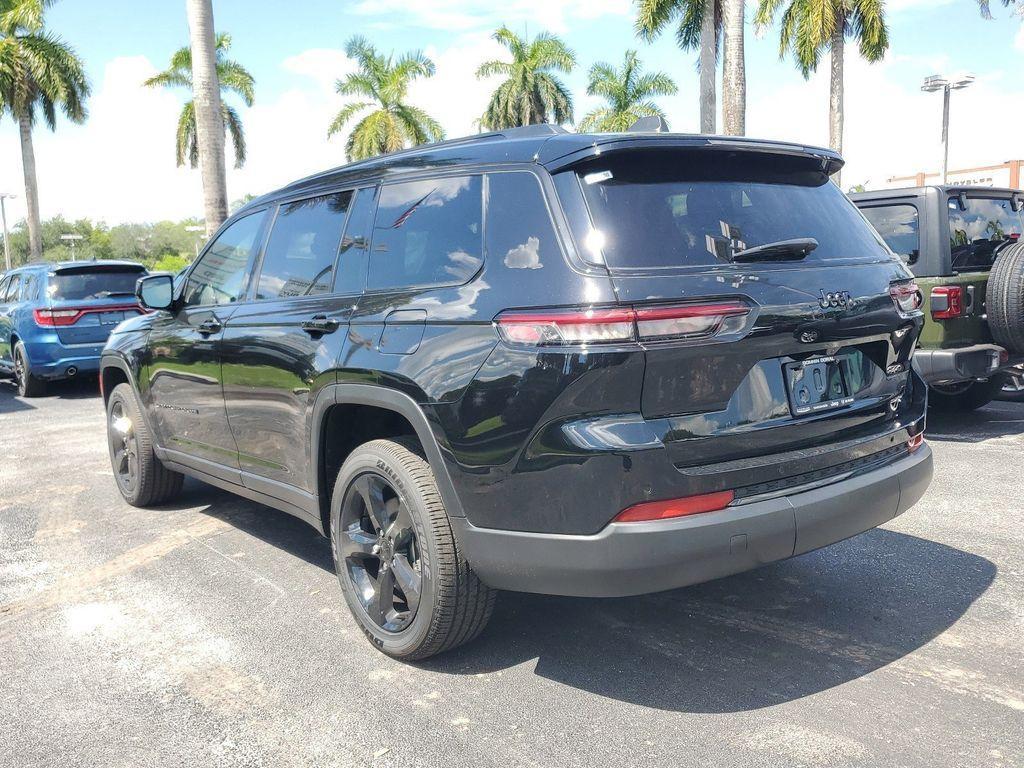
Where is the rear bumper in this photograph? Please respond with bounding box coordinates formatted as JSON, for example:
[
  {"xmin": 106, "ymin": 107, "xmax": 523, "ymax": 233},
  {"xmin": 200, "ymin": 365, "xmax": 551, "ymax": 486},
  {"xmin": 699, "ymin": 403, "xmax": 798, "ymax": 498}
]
[
  {"xmin": 913, "ymin": 344, "xmax": 1005, "ymax": 384},
  {"xmin": 22, "ymin": 338, "xmax": 103, "ymax": 379},
  {"xmin": 453, "ymin": 444, "xmax": 932, "ymax": 597}
]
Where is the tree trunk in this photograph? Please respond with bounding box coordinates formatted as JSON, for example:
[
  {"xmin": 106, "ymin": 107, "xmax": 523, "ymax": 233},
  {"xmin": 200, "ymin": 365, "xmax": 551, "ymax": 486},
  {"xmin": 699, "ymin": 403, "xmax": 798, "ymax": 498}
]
[
  {"xmin": 186, "ymin": 0, "xmax": 227, "ymax": 236},
  {"xmin": 829, "ymin": 12, "xmax": 844, "ymax": 186},
  {"xmin": 722, "ymin": 0, "xmax": 746, "ymax": 136},
  {"xmin": 699, "ymin": 0, "xmax": 717, "ymax": 133},
  {"xmin": 18, "ymin": 115, "xmax": 42, "ymax": 261}
]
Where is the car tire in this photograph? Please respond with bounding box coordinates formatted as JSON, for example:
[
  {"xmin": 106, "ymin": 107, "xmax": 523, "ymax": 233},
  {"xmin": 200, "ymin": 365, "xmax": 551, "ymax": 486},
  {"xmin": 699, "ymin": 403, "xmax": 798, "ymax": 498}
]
[
  {"xmin": 106, "ymin": 383, "xmax": 183, "ymax": 506},
  {"xmin": 13, "ymin": 342, "xmax": 46, "ymax": 398},
  {"xmin": 928, "ymin": 379, "xmax": 1000, "ymax": 412},
  {"xmin": 330, "ymin": 437, "xmax": 496, "ymax": 660},
  {"xmin": 987, "ymin": 241, "xmax": 1024, "ymax": 354}
]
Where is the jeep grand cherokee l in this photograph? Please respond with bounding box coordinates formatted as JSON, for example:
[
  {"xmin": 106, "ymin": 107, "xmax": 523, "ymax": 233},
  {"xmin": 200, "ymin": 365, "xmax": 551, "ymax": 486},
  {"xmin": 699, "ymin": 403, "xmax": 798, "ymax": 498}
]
[{"xmin": 101, "ymin": 126, "xmax": 933, "ymax": 660}]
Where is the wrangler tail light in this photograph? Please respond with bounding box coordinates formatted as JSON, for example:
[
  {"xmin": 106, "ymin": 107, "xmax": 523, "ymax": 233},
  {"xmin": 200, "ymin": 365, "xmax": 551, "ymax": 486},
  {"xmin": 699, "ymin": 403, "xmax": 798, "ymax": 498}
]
[
  {"xmin": 908, "ymin": 433, "xmax": 925, "ymax": 453},
  {"xmin": 615, "ymin": 490, "xmax": 736, "ymax": 523},
  {"xmin": 889, "ymin": 280, "xmax": 923, "ymax": 316},
  {"xmin": 495, "ymin": 302, "xmax": 750, "ymax": 347},
  {"xmin": 930, "ymin": 286, "xmax": 963, "ymax": 319}
]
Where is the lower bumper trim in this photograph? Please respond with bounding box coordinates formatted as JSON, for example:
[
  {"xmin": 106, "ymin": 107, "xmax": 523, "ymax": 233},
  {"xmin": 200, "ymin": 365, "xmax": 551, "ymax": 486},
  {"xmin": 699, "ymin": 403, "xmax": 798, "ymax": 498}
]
[{"xmin": 453, "ymin": 445, "xmax": 933, "ymax": 597}]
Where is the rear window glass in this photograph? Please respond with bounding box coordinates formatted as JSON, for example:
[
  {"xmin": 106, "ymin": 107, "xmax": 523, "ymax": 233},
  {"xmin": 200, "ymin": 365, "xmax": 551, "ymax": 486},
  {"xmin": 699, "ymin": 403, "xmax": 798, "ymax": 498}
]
[
  {"xmin": 574, "ymin": 151, "xmax": 889, "ymax": 270},
  {"xmin": 860, "ymin": 204, "xmax": 920, "ymax": 263},
  {"xmin": 48, "ymin": 268, "xmax": 145, "ymax": 301},
  {"xmin": 948, "ymin": 196, "xmax": 1023, "ymax": 272},
  {"xmin": 368, "ymin": 175, "xmax": 483, "ymax": 291}
]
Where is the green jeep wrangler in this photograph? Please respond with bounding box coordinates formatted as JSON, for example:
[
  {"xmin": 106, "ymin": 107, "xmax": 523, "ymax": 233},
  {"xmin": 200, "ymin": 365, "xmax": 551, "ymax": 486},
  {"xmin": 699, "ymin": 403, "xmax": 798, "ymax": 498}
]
[{"xmin": 852, "ymin": 186, "xmax": 1024, "ymax": 411}]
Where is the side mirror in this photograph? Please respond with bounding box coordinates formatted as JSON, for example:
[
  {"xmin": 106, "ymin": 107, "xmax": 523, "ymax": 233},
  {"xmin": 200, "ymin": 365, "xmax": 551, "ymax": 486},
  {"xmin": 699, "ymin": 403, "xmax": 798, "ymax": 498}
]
[{"xmin": 136, "ymin": 274, "xmax": 174, "ymax": 311}]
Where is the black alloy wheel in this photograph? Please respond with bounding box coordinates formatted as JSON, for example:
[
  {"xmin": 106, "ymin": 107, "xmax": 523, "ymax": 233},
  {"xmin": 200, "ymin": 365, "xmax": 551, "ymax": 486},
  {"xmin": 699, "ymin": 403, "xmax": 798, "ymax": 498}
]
[{"xmin": 339, "ymin": 472, "xmax": 422, "ymax": 633}]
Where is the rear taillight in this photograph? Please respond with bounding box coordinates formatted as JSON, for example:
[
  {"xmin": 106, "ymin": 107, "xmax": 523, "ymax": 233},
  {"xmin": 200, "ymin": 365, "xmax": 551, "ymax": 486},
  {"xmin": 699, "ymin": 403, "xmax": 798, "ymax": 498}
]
[
  {"xmin": 495, "ymin": 302, "xmax": 750, "ymax": 347},
  {"xmin": 33, "ymin": 308, "xmax": 82, "ymax": 326},
  {"xmin": 908, "ymin": 433, "xmax": 925, "ymax": 453},
  {"xmin": 930, "ymin": 286, "xmax": 963, "ymax": 319},
  {"xmin": 614, "ymin": 490, "xmax": 735, "ymax": 523},
  {"xmin": 889, "ymin": 281, "xmax": 923, "ymax": 316}
]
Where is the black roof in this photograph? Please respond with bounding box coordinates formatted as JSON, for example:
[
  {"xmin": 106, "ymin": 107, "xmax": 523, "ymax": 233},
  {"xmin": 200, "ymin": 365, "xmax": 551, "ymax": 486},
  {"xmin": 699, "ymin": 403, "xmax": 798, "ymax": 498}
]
[
  {"xmin": 240, "ymin": 126, "xmax": 845, "ymax": 214},
  {"xmin": 851, "ymin": 185, "xmax": 1022, "ymax": 202}
]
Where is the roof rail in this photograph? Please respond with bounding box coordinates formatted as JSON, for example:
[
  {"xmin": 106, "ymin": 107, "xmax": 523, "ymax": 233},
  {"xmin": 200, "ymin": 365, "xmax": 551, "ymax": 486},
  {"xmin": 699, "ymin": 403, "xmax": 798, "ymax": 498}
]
[{"xmin": 496, "ymin": 124, "xmax": 570, "ymax": 139}]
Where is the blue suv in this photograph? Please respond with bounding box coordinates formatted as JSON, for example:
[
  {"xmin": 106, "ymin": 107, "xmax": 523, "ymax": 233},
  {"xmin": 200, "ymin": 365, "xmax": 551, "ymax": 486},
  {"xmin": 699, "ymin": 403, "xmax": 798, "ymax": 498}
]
[{"xmin": 0, "ymin": 260, "xmax": 147, "ymax": 396}]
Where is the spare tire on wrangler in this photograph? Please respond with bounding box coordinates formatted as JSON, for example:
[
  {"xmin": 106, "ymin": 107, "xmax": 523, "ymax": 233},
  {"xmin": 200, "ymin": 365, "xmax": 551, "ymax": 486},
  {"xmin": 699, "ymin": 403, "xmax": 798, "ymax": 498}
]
[{"xmin": 987, "ymin": 241, "xmax": 1024, "ymax": 354}]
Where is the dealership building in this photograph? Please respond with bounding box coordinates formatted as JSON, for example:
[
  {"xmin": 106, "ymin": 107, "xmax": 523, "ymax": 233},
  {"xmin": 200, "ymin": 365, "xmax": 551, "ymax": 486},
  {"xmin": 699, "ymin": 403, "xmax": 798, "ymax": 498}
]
[{"xmin": 878, "ymin": 159, "xmax": 1023, "ymax": 189}]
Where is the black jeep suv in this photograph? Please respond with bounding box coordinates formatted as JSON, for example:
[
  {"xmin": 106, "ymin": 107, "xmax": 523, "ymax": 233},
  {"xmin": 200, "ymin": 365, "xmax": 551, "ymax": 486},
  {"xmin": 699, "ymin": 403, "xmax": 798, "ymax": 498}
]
[{"xmin": 101, "ymin": 126, "xmax": 933, "ymax": 659}]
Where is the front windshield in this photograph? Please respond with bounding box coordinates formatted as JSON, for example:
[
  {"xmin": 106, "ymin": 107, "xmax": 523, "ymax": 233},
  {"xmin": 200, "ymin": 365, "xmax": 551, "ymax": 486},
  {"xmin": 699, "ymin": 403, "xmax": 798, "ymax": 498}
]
[{"xmin": 575, "ymin": 150, "xmax": 890, "ymax": 270}]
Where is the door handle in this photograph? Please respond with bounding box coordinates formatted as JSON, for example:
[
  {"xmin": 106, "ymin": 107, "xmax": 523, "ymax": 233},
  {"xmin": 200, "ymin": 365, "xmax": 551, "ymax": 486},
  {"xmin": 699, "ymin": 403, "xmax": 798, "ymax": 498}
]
[
  {"xmin": 197, "ymin": 318, "xmax": 222, "ymax": 336},
  {"xmin": 300, "ymin": 315, "xmax": 340, "ymax": 335}
]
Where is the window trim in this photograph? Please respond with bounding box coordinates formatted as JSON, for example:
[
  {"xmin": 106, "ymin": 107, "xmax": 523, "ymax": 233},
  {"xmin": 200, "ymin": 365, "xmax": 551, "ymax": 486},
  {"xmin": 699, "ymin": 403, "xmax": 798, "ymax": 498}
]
[
  {"xmin": 859, "ymin": 201, "xmax": 921, "ymax": 265},
  {"xmin": 363, "ymin": 172, "xmax": 486, "ymax": 294},
  {"xmin": 179, "ymin": 208, "xmax": 272, "ymax": 310},
  {"xmin": 244, "ymin": 188, "xmax": 364, "ymax": 304}
]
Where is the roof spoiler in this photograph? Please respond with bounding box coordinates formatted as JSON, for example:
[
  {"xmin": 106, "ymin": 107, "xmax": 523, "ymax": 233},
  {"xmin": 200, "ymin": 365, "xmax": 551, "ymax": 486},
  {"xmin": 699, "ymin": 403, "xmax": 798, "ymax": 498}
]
[{"xmin": 628, "ymin": 115, "xmax": 670, "ymax": 133}]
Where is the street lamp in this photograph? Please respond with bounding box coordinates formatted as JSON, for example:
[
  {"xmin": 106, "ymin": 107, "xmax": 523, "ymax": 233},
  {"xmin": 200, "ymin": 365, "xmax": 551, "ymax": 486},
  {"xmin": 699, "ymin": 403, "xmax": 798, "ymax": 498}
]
[
  {"xmin": 185, "ymin": 225, "xmax": 205, "ymax": 259},
  {"xmin": 0, "ymin": 192, "xmax": 14, "ymax": 271},
  {"xmin": 922, "ymin": 73, "xmax": 974, "ymax": 184},
  {"xmin": 60, "ymin": 233, "xmax": 84, "ymax": 261}
]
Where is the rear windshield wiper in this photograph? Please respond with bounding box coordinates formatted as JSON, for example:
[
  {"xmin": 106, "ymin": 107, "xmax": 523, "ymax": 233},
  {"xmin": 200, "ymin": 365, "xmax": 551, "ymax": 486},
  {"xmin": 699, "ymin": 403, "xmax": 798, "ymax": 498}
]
[{"xmin": 729, "ymin": 237, "xmax": 818, "ymax": 263}]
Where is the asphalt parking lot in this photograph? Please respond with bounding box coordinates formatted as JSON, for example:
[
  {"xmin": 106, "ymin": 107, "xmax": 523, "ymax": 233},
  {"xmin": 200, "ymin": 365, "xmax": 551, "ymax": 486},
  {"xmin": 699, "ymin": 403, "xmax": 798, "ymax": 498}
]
[{"xmin": 1, "ymin": 379, "xmax": 1022, "ymax": 768}]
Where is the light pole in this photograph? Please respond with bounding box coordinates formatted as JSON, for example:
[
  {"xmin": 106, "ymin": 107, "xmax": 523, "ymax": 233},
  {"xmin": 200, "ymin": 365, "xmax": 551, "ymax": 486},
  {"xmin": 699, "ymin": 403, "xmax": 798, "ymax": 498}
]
[
  {"xmin": 185, "ymin": 225, "xmax": 205, "ymax": 260},
  {"xmin": 60, "ymin": 233, "xmax": 84, "ymax": 261},
  {"xmin": 0, "ymin": 192, "xmax": 14, "ymax": 271},
  {"xmin": 922, "ymin": 73, "xmax": 974, "ymax": 184}
]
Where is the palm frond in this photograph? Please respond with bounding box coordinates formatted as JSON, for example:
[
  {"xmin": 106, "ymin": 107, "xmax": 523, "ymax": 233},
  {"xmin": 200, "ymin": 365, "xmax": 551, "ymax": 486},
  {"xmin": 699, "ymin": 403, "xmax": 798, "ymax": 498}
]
[
  {"xmin": 216, "ymin": 58, "xmax": 255, "ymax": 105},
  {"xmin": 222, "ymin": 101, "xmax": 246, "ymax": 168},
  {"xmin": 327, "ymin": 101, "xmax": 371, "ymax": 137},
  {"xmin": 176, "ymin": 100, "xmax": 196, "ymax": 167}
]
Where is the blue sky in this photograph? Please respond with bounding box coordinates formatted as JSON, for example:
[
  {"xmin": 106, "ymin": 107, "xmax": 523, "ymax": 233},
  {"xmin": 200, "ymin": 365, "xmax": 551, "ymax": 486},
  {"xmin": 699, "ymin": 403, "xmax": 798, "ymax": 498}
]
[{"xmin": 1, "ymin": 0, "xmax": 1021, "ymax": 224}]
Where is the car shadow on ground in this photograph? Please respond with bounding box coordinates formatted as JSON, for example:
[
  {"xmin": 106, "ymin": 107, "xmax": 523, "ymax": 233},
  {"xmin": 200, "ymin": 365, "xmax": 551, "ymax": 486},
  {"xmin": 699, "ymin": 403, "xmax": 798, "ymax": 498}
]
[
  {"xmin": 925, "ymin": 399, "xmax": 1024, "ymax": 443},
  {"xmin": 180, "ymin": 477, "xmax": 995, "ymax": 715},
  {"xmin": 0, "ymin": 374, "xmax": 100, "ymax": 407}
]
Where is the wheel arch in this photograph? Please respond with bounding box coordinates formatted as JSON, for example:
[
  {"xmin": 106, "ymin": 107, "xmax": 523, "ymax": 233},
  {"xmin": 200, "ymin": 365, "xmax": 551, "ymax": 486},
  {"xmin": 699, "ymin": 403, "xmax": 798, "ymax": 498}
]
[{"xmin": 312, "ymin": 384, "xmax": 466, "ymax": 537}]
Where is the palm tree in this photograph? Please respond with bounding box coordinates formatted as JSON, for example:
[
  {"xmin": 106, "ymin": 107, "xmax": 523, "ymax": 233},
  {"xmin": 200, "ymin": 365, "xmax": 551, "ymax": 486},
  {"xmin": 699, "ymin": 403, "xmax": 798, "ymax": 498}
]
[
  {"xmin": 578, "ymin": 50, "xmax": 677, "ymax": 133},
  {"xmin": 185, "ymin": 0, "xmax": 227, "ymax": 236},
  {"xmin": 0, "ymin": 0, "xmax": 89, "ymax": 260},
  {"xmin": 755, "ymin": 0, "xmax": 888, "ymax": 179},
  {"xmin": 635, "ymin": 0, "xmax": 720, "ymax": 133},
  {"xmin": 144, "ymin": 32, "xmax": 255, "ymax": 169},
  {"xmin": 476, "ymin": 26, "xmax": 576, "ymax": 129},
  {"xmin": 976, "ymin": 0, "xmax": 1018, "ymax": 18},
  {"xmin": 721, "ymin": 0, "xmax": 745, "ymax": 135},
  {"xmin": 328, "ymin": 36, "xmax": 443, "ymax": 161}
]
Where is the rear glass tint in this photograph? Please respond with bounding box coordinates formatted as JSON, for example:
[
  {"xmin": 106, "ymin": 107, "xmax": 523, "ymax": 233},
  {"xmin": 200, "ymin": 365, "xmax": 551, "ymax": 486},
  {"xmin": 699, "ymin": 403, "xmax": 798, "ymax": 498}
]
[
  {"xmin": 948, "ymin": 196, "xmax": 1023, "ymax": 272},
  {"xmin": 574, "ymin": 151, "xmax": 889, "ymax": 270},
  {"xmin": 860, "ymin": 204, "xmax": 920, "ymax": 263},
  {"xmin": 48, "ymin": 268, "xmax": 145, "ymax": 301}
]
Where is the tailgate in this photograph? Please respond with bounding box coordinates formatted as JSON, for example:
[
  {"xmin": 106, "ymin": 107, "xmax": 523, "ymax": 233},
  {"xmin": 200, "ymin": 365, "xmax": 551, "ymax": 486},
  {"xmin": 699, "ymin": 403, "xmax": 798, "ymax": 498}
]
[
  {"xmin": 569, "ymin": 146, "xmax": 924, "ymax": 465},
  {"xmin": 44, "ymin": 264, "xmax": 146, "ymax": 345}
]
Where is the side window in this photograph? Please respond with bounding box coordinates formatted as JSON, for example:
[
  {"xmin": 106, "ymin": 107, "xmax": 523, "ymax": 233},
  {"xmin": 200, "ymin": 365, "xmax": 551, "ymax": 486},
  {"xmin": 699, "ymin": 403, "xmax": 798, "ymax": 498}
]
[
  {"xmin": 0, "ymin": 276, "xmax": 11, "ymax": 302},
  {"xmin": 861, "ymin": 204, "xmax": 920, "ymax": 264},
  {"xmin": 334, "ymin": 185, "xmax": 377, "ymax": 295},
  {"xmin": 182, "ymin": 211, "xmax": 266, "ymax": 307},
  {"xmin": 3, "ymin": 274, "xmax": 21, "ymax": 302},
  {"xmin": 948, "ymin": 196, "xmax": 1024, "ymax": 272},
  {"xmin": 255, "ymin": 191, "xmax": 352, "ymax": 300},
  {"xmin": 486, "ymin": 172, "xmax": 558, "ymax": 271},
  {"xmin": 19, "ymin": 273, "xmax": 37, "ymax": 301},
  {"xmin": 368, "ymin": 175, "xmax": 482, "ymax": 291}
]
